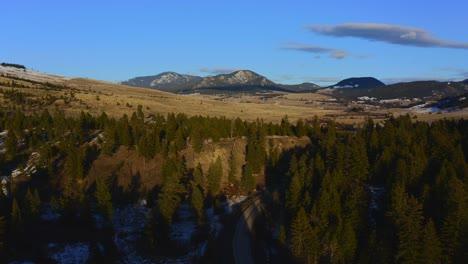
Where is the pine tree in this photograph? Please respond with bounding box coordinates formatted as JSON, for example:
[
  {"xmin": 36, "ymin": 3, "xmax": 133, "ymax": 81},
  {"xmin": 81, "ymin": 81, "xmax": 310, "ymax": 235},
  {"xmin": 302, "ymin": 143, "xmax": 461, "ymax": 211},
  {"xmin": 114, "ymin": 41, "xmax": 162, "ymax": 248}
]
[
  {"xmin": 241, "ymin": 163, "xmax": 255, "ymax": 193},
  {"xmin": 137, "ymin": 129, "xmax": 155, "ymax": 161},
  {"xmin": 421, "ymin": 219, "xmax": 442, "ymax": 264},
  {"xmin": 158, "ymin": 158, "xmax": 185, "ymax": 224},
  {"xmin": 5, "ymin": 129, "xmax": 18, "ymax": 159},
  {"xmin": 11, "ymin": 198, "xmax": 23, "ymax": 231},
  {"xmin": 191, "ymin": 127, "xmax": 203, "ymax": 153},
  {"xmin": 207, "ymin": 156, "xmax": 223, "ymax": 195},
  {"xmin": 228, "ymin": 150, "xmax": 237, "ymax": 185},
  {"xmin": 290, "ymin": 207, "xmax": 315, "ymax": 262},
  {"xmin": 23, "ymin": 188, "xmax": 41, "ymax": 220},
  {"xmin": 190, "ymin": 182, "xmax": 204, "ymax": 224},
  {"xmin": 441, "ymin": 175, "xmax": 468, "ymax": 263},
  {"xmin": 95, "ymin": 177, "xmax": 113, "ymax": 220},
  {"xmin": 395, "ymin": 195, "xmax": 424, "ymax": 264}
]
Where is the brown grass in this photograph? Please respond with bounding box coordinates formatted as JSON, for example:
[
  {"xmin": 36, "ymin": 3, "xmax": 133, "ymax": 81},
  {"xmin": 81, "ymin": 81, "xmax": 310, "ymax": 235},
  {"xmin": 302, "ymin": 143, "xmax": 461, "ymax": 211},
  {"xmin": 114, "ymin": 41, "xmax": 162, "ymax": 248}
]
[{"xmin": 0, "ymin": 75, "xmax": 467, "ymax": 125}]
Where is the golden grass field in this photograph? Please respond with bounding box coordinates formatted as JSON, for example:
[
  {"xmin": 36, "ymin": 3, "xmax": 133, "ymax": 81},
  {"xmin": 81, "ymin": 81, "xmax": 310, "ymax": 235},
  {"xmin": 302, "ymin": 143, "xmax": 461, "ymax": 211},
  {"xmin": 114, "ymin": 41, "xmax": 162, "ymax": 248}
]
[{"xmin": 1, "ymin": 72, "xmax": 467, "ymax": 125}]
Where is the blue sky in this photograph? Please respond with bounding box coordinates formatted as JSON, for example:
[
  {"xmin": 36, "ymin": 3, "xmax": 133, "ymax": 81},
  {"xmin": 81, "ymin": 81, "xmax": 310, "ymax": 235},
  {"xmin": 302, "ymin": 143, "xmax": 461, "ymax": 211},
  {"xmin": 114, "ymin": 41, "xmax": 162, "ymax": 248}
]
[{"xmin": 2, "ymin": 0, "xmax": 468, "ymax": 85}]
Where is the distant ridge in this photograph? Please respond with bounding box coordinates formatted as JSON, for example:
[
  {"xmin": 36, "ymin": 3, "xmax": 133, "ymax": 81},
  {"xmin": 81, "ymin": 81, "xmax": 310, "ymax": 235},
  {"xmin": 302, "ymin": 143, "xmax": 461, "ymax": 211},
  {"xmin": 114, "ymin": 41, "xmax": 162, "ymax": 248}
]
[
  {"xmin": 121, "ymin": 72, "xmax": 202, "ymax": 93},
  {"xmin": 121, "ymin": 70, "xmax": 320, "ymax": 94},
  {"xmin": 330, "ymin": 77, "xmax": 385, "ymax": 89}
]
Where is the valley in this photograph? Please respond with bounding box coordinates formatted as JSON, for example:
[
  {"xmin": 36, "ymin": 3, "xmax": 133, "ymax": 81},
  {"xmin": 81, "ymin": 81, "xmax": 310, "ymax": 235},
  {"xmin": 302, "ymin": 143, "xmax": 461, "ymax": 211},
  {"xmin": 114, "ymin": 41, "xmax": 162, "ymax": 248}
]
[{"xmin": 0, "ymin": 64, "xmax": 467, "ymax": 263}]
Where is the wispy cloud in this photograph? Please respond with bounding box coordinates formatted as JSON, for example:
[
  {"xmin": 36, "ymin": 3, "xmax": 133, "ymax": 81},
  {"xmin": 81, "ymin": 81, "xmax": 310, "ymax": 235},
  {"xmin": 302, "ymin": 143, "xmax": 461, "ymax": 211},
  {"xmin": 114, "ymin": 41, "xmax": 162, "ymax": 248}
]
[
  {"xmin": 303, "ymin": 77, "xmax": 342, "ymax": 83},
  {"xmin": 198, "ymin": 67, "xmax": 242, "ymax": 75},
  {"xmin": 280, "ymin": 42, "xmax": 349, "ymax": 59},
  {"xmin": 305, "ymin": 23, "xmax": 468, "ymax": 49}
]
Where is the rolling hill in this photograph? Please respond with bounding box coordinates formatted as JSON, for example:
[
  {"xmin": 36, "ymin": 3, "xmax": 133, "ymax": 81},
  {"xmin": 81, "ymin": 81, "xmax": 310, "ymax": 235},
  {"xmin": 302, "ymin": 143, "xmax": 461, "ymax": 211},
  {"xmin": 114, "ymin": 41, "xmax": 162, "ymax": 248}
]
[{"xmin": 329, "ymin": 77, "xmax": 386, "ymax": 89}]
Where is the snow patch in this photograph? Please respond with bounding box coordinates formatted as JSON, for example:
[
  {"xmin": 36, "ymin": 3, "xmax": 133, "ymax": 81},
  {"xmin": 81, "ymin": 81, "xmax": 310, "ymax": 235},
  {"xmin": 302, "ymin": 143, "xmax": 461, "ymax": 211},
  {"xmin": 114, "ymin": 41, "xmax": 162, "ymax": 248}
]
[
  {"xmin": 41, "ymin": 204, "xmax": 61, "ymax": 221},
  {"xmin": 48, "ymin": 242, "xmax": 90, "ymax": 264},
  {"xmin": 0, "ymin": 65, "xmax": 70, "ymax": 83},
  {"xmin": 112, "ymin": 204, "xmax": 150, "ymax": 263},
  {"xmin": 170, "ymin": 203, "xmax": 196, "ymax": 244}
]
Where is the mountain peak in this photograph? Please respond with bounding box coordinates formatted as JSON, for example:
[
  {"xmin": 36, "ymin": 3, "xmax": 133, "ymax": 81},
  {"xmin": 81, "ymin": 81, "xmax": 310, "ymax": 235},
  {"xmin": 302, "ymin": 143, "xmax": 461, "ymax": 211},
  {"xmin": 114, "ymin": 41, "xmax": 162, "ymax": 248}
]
[
  {"xmin": 121, "ymin": 72, "xmax": 202, "ymax": 92},
  {"xmin": 330, "ymin": 77, "xmax": 385, "ymax": 89},
  {"xmin": 194, "ymin": 70, "xmax": 275, "ymax": 89}
]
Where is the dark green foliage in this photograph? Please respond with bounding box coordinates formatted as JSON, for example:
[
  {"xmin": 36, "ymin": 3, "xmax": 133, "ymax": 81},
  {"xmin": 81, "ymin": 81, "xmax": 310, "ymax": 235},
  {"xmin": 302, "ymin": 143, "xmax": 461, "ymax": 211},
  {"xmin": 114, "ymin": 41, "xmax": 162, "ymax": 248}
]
[
  {"xmin": 191, "ymin": 127, "xmax": 203, "ymax": 153},
  {"xmin": 5, "ymin": 130, "xmax": 18, "ymax": 159},
  {"xmin": 63, "ymin": 140, "xmax": 85, "ymax": 179},
  {"xmin": 274, "ymin": 115, "xmax": 468, "ymax": 263},
  {"xmin": 422, "ymin": 219, "xmax": 442, "ymax": 264},
  {"xmin": 10, "ymin": 198, "xmax": 23, "ymax": 231},
  {"xmin": 190, "ymin": 164, "xmax": 205, "ymax": 223},
  {"xmin": 23, "ymin": 188, "xmax": 41, "ymax": 221},
  {"xmin": 158, "ymin": 157, "xmax": 185, "ymax": 224},
  {"xmin": 245, "ymin": 121, "xmax": 266, "ymax": 174},
  {"xmin": 228, "ymin": 150, "xmax": 237, "ymax": 185},
  {"xmin": 207, "ymin": 156, "xmax": 223, "ymax": 195},
  {"xmin": 241, "ymin": 163, "xmax": 255, "ymax": 193},
  {"xmin": 290, "ymin": 207, "xmax": 318, "ymax": 263},
  {"xmin": 95, "ymin": 177, "xmax": 113, "ymax": 220}
]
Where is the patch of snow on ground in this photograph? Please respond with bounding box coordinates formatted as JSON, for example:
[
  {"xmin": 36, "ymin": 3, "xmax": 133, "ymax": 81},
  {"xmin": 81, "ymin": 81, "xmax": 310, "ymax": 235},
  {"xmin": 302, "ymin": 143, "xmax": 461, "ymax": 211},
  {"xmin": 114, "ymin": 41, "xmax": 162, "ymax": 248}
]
[
  {"xmin": 170, "ymin": 203, "xmax": 196, "ymax": 244},
  {"xmin": 113, "ymin": 204, "xmax": 151, "ymax": 264},
  {"xmin": 368, "ymin": 186, "xmax": 385, "ymax": 229},
  {"xmin": 206, "ymin": 207, "xmax": 223, "ymax": 238},
  {"xmin": 225, "ymin": 195, "xmax": 247, "ymax": 214},
  {"xmin": 0, "ymin": 65, "xmax": 70, "ymax": 83},
  {"xmin": 0, "ymin": 130, "xmax": 8, "ymax": 137},
  {"xmin": 48, "ymin": 242, "xmax": 90, "ymax": 264},
  {"xmin": 410, "ymin": 104, "xmax": 440, "ymax": 113},
  {"xmin": 41, "ymin": 204, "xmax": 61, "ymax": 221}
]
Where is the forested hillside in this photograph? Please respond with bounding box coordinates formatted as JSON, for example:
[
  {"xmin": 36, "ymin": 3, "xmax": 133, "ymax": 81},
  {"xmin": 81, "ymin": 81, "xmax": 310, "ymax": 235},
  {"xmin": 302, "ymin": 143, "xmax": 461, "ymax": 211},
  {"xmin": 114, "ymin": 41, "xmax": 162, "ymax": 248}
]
[
  {"xmin": 0, "ymin": 101, "xmax": 467, "ymax": 262},
  {"xmin": 269, "ymin": 115, "xmax": 468, "ymax": 263}
]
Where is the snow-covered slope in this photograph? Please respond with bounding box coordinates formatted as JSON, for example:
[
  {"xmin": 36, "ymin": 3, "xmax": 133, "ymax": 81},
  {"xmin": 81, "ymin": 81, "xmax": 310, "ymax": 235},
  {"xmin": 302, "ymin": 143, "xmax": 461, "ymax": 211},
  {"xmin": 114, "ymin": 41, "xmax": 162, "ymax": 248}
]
[
  {"xmin": 121, "ymin": 72, "xmax": 202, "ymax": 92},
  {"xmin": 194, "ymin": 70, "xmax": 274, "ymax": 89},
  {"xmin": 0, "ymin": 65, "xmax": 70, "ymax": 83}
]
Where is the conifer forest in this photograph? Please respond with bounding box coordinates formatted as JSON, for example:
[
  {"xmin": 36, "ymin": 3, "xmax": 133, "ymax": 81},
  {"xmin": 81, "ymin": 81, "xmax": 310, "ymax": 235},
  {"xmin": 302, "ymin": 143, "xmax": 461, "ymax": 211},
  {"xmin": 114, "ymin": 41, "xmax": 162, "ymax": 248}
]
[{"xmin": 0, "ymin": 103, "xmax": 467, "ymax": 263}]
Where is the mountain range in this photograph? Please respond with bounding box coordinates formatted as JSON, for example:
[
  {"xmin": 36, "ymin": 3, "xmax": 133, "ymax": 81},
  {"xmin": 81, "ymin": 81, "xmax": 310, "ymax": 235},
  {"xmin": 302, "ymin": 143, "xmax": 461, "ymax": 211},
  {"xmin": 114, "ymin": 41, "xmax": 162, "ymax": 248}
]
[{"xmin": 121, "ymin": 70, "xmax": 321, "ymax": 94}]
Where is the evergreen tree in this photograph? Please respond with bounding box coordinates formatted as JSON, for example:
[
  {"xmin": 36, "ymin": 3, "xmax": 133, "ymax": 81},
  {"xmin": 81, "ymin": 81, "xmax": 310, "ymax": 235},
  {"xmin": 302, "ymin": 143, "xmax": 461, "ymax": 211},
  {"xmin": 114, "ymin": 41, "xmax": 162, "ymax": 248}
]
[
  {"xmin": 158, "ymin": 157, "xmax": 185, "ymax": 224},
  {"xmin": 207, "ymin": 156, "xmax": 223, "ymax": 195},
  {"xmin": 137, "ymin": 129, "xmax": 155, "ymax": 161},
  {"xmin": 421, "ymin": 219, "xmax": 442, "ymax": 264},
  {"xmin": 228, "ymin": 150, "xmax": 237, "ymax": 185},
  {"xmin": 441, "ymin": 175, "xmax": 468, "ymax": 263},
  {"xmin": 102, "ymin": 125, "xmax": 117, "ymax": 156},
  {"xmin": 11, "ymin": 198, "xmax": 23, "ymax": 231},
  {"xmin": 174, "ymin": 128, "xmax": 186, "ymax": 152},
  {"xmin": 395, "ymin": 195, "xmax": 424, "ymax": 264},
  {"xmin": 290, "ymin": 207, "xmax": 316, "ymax": 263},
  {"xmin": 23, "ymin": 188, "xmax": 41, "ymax": 220},
  {"xmin": 190, "ymin": 163, "xmax": 205, "ymax": 223},
  {"xmin": 191, "ymin": 127, "xmax": 203, "ymax": 153},
  {"xmin": 95, "ymin": 177, "xmax": 113, "ymax": 220},
  {"xmin": 241, "ymin": 163, "xmax": 255, "ymax": 193},
  {"xmin": 190, "ymin": 183, "xmax": 204, "ymax": 224},
  {"xmin": 5, "ymin": 129, "xmax": 18, "ymax": 159}
]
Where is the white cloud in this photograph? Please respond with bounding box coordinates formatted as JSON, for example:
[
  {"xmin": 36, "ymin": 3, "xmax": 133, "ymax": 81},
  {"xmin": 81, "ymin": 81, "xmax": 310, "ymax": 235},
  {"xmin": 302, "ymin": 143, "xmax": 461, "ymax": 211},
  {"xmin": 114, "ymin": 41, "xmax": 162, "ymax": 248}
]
[
  {"xmin": 306, "ymin": 23, "xmax": 468, "ymax": 49},
  {"xmin": 280, "ymin": 42, "xmax": 351, "ymax": 59}
]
